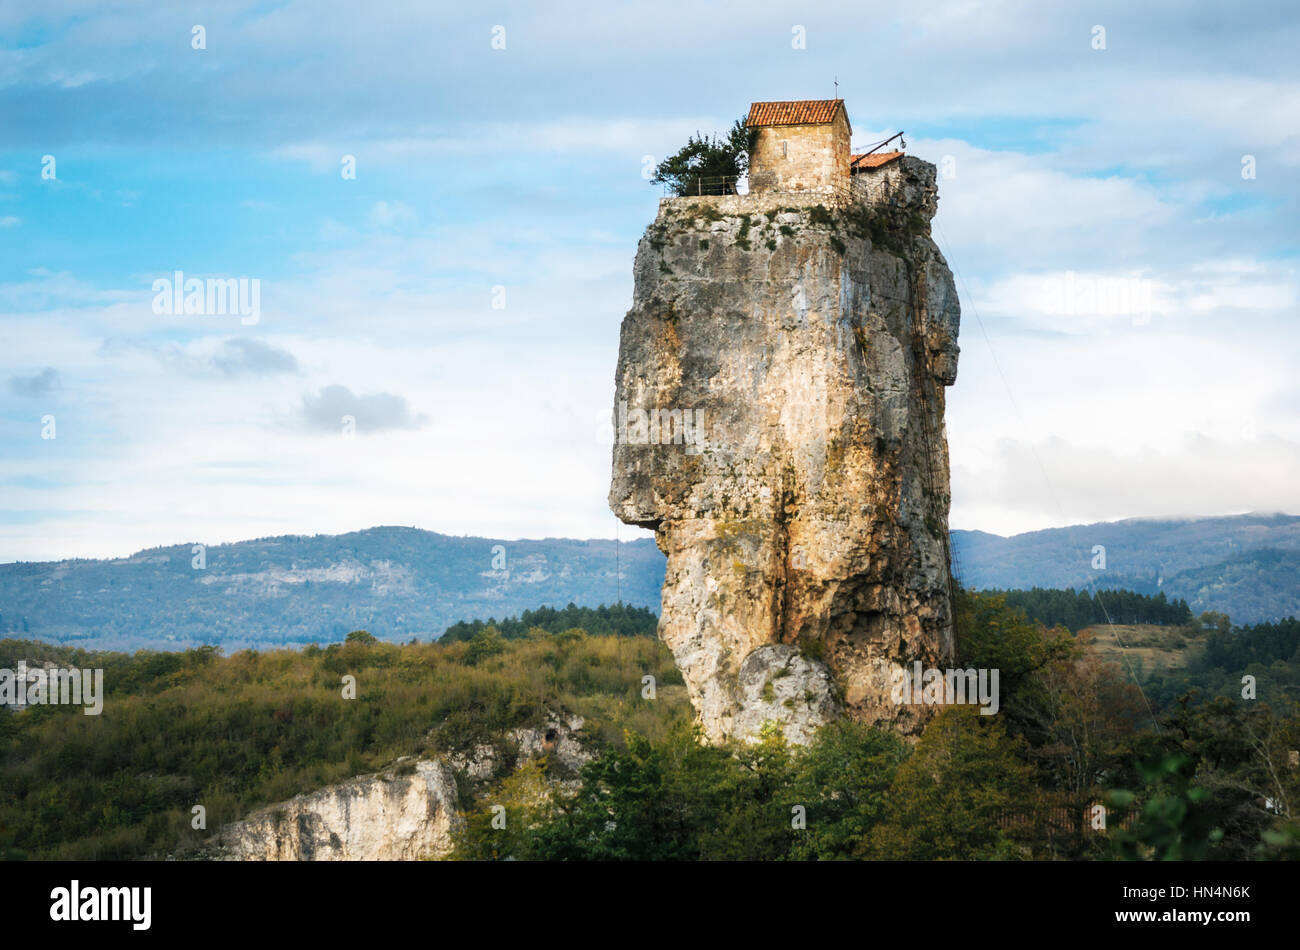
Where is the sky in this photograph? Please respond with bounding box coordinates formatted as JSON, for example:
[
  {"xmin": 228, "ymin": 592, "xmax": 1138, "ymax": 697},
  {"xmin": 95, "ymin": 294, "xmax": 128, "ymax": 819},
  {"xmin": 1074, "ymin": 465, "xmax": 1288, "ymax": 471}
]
[{"xmin": 1, "ymin": 0, "xmax": 1297, "ymax": 562}]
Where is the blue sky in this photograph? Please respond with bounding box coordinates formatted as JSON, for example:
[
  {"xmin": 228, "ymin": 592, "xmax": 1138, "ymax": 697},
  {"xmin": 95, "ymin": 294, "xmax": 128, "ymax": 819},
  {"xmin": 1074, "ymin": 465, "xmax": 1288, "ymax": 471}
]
[{"xmin": 1, "ymin": 0, "xmax": 1298, "ymax": 561}]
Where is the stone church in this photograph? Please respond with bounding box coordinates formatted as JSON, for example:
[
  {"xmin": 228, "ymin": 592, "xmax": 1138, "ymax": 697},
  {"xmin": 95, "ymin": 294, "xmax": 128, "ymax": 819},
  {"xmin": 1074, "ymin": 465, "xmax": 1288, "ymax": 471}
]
[{"xmin": 745, "ymin": 98, "xmax": 903, "ymax": 195}]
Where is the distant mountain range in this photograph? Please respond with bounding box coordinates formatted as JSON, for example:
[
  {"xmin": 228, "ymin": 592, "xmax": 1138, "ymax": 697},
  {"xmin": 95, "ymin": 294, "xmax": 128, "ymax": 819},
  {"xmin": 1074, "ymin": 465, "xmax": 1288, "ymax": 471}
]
[
  {"xmin": 0, "ymin": 514, "xmax": 1295, "ymax": 651},
  {"xmin": 0, "ymin": 528, "xmax": 665, "ymax": 651},
  {"xmin": 950, "ymin": 512, "xmax": 1300, "ymax": 625}
]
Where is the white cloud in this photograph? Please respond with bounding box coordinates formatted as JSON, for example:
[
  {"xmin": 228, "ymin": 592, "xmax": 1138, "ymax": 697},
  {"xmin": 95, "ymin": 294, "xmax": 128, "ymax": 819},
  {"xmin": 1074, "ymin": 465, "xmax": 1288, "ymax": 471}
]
[
  {"xmin": 970, "ymin": 259, "xmax": 1297, "ymax": 333},
  {"xmin": 951, "ymin": 433, "xmax": 1300, "ymax": 536},
  {"xmin": 3, "ymin": 0, "xmax": 1299, "ymax": 562},
  {"xmin": 366, "ymin": 200, "xmax": 416, "ymax": 229},
  {"xmin": 271, "ymin": 116, "xmax": 723, "ymax": 173}
]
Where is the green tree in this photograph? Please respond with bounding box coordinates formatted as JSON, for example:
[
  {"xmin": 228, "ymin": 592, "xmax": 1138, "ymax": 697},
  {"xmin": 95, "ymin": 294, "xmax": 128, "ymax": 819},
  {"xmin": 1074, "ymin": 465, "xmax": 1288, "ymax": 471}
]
[
  {"xmin": 651, "ymin": 119, "xmax": 754, "ymax": 196},
  {"xmin": 863, "ymin": 706, "xmax": 1039, "ymax": 860},
  {"xmin": 452, "ymin": 759, "xmax": 558, "ymax": 861},
  {"xmin": 528, "ymin": 727, "xmax": 707, "ymax": 860},
  {"xmin": 1109, "ymin": 755, "xmax": 1224, "ymax": 860},
  {"xmin": 463, "ymin": 626, "xmax": 505, "ymax": 666},
  {"xmin": 788, "ymin": 720, "xmax": 910, "ymax": 860},
  {"xmin": 518, "ymin": 723, "xmax": 783, "ymax": 861},
  {"xmin": 1105, "ymin": 695, "xmax": 1300, "ymax": 860},
  {"xmin": 698, "ymin": 722, "xmax": 796, "ymax": 860},
  {"xmin": 955, "ymin": 590, "xmax": 1073, "ymax": 688},
  {"xmin": 954, "ymin": 589, "xmax": 1075, "ymax": 739}
]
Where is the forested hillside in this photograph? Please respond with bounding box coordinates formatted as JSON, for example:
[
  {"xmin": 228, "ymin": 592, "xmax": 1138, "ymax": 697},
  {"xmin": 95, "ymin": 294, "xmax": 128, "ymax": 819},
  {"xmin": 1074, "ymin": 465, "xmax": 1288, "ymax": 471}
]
[
  {"xmin": 952, "ymin": 513, "xmax": 1300, "ymax": 623},
  {"xmin": 989, "ymin": 588, "xmax": 1193, "ymax": 631},
  {"xmin": 0, "ymin": 528, "xmax": 665, "ymax": 651},
  {"xmin": 0, "ymin": 610, "xmax": 682, "ymax": 860},
  {"xmin": 4, "ymin": 593, "xmax": 1298, "ymax": 862}
]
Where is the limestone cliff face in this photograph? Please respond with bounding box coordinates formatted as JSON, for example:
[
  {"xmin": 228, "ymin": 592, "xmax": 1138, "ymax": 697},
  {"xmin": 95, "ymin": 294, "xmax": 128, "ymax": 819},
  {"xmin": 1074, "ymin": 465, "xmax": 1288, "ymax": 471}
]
[
  {"xmin": 190, "ymin": 718, "xmax": 591, "ymax": 861},
  {"xmin": 609, "ymin": 156, "xmax": 960, "ymax": 745},
  {"xmin": 198, "ymin": 759, "xmax": 461, "ymax": 861}
]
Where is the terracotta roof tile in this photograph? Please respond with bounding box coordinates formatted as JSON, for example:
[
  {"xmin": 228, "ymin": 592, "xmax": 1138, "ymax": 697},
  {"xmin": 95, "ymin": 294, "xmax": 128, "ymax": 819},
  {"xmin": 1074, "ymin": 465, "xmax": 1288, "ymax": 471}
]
[
  {"xmin": 850, "ymin": 150, "xmax": 904, "ymax": 171},
  {"xmin": 746, "ymin": 99, "xmax": 846, "ymax": 128}
]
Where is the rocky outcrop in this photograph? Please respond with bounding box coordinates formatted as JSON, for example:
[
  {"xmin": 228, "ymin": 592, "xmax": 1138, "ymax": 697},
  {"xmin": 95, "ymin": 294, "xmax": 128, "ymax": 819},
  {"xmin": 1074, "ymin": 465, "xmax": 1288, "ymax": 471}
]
[
  {"xmin": 198, "ymin": 758, "xmax": 461, "ymax": 861},
  {"xmin": 191, "ymin": 716, "xmax": 592, "ymax": 861},
  {"xmin": 609, "ymin": 156, "xmax": 961, "ymax": 745},
  {"xmin": 447, "ymin": 716, "xmax": 591, "ymax": 781}
]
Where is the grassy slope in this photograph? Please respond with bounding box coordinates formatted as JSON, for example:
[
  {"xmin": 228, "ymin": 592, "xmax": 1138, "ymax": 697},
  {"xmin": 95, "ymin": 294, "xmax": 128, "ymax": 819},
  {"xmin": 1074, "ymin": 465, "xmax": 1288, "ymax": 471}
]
[
  {"xmin": 1079, "ymin": 623, "xmax": 1209, "ymax": 674},
  {"xmin": 0, "ymin": 629, "xmax": 687, "ymax": 860}
]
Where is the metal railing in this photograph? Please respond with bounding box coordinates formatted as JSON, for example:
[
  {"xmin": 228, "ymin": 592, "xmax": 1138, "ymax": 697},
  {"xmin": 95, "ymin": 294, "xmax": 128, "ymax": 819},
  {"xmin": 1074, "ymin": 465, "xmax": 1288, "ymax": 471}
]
[
  {"xmin": 660, "ymin": 174, "xmax": 898, "ymax": 210},
  {"xmin": 661, "ymin": 175, "xmax": 745, "ymax": 197}
]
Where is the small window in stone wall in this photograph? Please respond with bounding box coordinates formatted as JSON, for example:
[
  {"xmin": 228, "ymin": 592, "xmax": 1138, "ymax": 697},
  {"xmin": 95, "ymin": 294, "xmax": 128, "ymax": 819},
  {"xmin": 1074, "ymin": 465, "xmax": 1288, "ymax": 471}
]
[{"xmin": 782, "ymin": 141, "xmax": 788, "ymax": 158}]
